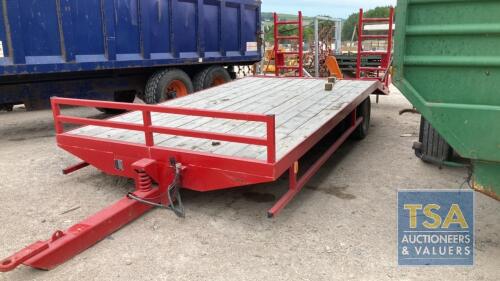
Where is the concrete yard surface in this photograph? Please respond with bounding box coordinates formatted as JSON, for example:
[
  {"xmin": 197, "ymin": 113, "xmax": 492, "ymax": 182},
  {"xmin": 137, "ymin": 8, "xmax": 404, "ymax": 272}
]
[{"xmin": 0, "ymin": 87, "xmax": 498, "ymax": 281}]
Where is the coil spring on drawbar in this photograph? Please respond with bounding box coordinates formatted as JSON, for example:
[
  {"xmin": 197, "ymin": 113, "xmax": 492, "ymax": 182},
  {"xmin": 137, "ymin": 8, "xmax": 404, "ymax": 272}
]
[
  {"xmin": 127, "ymin": 158, "xmax": 185, "ymax": 218},
  {"xmin": 137, "ymin": 171, "xmax": 152, "ymax": 191}
]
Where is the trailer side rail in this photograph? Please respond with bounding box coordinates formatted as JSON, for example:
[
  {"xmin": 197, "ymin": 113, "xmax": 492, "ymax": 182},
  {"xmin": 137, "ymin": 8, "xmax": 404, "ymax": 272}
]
[{"xmin": 51, "ymin": 97, "xmax": 277, "ymax": 163}]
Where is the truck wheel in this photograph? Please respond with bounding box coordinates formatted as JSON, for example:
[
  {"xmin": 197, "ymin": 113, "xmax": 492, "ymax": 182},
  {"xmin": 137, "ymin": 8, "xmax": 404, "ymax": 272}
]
[
  {"xmin": 97, "ymin": 91, "xmax": 136, "ymax": 114},
  {"xmin": 351, "ymin": 97, "xmax": 371, "ymax": 140},
  {"xmin": 144, "ymin": 69, "xmax": 193, "ymax": 104},
  {"xmin": 413, "ymin": 116, "xmax": 452, "ymax": 162},
  {"xmin": 193, "ymin": 66, "xmax": 231, "ymax": 91}
]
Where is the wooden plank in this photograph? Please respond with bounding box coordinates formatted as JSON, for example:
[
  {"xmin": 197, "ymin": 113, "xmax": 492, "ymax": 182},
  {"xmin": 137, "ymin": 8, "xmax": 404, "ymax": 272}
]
[
  {"xmin": 70, "ymin": 79, "xmax": 378, "ymax": 162},
  {"xmin": 118, "ymin": 78, "xmax": 303, "ymax": 145},
  {"xmin": 206, "ymin": 80, "xmax": 353, "ymax": 157},
  {"xmin": 230, "ymin": 82, "xmax": 358, "ymax": 159},
  {"xmin": 149, "ymin": 78, "xmax": 307, "ymax": 146},
  {"xmin": 161, "ymin": 88, "xmax": 319, "ymax": 152},
  {"xmin": 255, "ymin": 82, "xmax": 375, "ymax": 160},
  {"xmin": 71, "ymin": 77, "xmax": 262, "ymax": 136},
  {"xmin": 77, "ymin": 77, "xmax": 272, "ymax": 140},
  {"xmin": 154, "ymin": 78, "xmax": 317, "ymax": 149}
]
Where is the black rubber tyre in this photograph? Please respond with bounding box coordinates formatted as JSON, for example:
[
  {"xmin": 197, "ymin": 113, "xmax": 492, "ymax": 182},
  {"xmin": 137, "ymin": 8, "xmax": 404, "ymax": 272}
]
[
  {"xmin": 413, "ymin": 116, "xmax": 452, "ymax": 162},
  {"xmin": 144, "ymin": 68, "xmax": 194, "ymax": 104},
  {"xmin": 97, "ymin": 91, "xmax": 136, "ymax": 114},
  {"xmin": 351, "ymin": 97, "xmax": 371, "ymax": 140},
  {"xmin": 193, "ymin": 66, "xmax": 231, "ymax": 91}
]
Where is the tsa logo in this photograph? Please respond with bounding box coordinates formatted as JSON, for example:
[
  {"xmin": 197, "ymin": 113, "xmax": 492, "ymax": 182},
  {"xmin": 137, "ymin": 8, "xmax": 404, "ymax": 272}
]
[{"xmin": 398, "ymin": 190, "xmax": 474, "ymax": 266}]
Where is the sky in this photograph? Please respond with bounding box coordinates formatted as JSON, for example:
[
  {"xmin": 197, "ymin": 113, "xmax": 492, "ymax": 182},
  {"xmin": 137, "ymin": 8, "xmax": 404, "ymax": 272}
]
[{"xmin": 262, "ymin": 0, "xmax": 397, "ymax": 19}]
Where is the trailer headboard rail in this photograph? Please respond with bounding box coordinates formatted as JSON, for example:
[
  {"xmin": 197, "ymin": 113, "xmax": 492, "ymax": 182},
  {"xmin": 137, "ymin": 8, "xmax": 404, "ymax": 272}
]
[{"xmin": 50, "ymin": 97, "xmax": 277, "ymax": 163}]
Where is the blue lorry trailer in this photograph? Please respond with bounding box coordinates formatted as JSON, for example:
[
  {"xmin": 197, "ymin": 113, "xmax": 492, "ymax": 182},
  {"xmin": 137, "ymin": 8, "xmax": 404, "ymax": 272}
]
[{"xmin": 0, "ymin": 0, "xmax": 262, "ymax": 111}]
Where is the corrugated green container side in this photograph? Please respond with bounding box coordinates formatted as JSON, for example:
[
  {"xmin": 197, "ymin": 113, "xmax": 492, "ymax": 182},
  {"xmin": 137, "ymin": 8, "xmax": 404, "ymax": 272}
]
[{"xmin": 393, "ymin": 0, "xmax": 500, "ymax": 199}]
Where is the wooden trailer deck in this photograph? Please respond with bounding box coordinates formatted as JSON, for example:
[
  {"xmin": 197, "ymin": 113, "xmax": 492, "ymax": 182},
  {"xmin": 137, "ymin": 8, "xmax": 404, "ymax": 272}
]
[{"xmin": 70, "ymin": 77, "xmax": 378, "ymax": 161}]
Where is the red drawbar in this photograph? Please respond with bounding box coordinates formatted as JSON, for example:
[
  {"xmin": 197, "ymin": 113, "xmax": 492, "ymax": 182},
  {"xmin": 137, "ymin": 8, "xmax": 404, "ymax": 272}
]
[{"xmin": 0, "ymin": 187, "xmax": 161, "ymax": 271}]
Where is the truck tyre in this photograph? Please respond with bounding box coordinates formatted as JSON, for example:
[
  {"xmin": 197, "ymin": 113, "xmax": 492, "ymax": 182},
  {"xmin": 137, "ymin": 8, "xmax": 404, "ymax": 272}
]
[
  {"xmin": 413, "ymin": 116, "xmax": 452, "ymax": 163},
  {"xmin": 193, "ymin": 66, "xmax": 231, "ymax": 91},
  {"xmin": 97, "ymin": 91, "xmax": 136, "ymax": 114},
  {"xmin": 351, "ymin": 97, "xmax": 371, "ymax": 140},
  {"xmin": 144, "ymin": 68, "xmax": 193, "ymax": 104}
]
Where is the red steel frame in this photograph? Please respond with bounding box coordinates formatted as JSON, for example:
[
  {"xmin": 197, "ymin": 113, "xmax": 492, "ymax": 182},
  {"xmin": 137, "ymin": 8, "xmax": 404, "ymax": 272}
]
[
  {"xmin": 273, "ymin": 11, "xmax": 303, "ymax": 77},
  {"xmin": 0, "ymin": 77, "xmax": 380, "ymax": 272},
  {"xmin": 356, "ymin": 7, "xmax": 394, "ymax": 94}
]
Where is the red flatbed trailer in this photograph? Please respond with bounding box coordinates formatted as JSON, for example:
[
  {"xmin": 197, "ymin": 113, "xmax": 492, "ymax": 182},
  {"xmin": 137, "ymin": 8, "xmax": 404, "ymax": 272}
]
[{"xmin": 0, "ymin": 76, "xmax": 384, "ymax": 272}]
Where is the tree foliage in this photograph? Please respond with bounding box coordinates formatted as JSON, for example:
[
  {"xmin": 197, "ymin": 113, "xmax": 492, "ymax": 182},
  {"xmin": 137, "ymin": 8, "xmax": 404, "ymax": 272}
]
[
  {"xmin": 341, "ymin": 6, "xmax": 392, "ymax": 41},
  {"xmin": 263, "ymin": 19, "xmax": 335, "ymax": 45}
]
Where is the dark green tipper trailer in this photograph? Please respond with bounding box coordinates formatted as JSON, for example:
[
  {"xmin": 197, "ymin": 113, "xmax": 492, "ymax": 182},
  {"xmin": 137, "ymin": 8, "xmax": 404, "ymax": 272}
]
[{"xmin": 393, "ymin": 0, "xmax": 500, "ymax": 200}]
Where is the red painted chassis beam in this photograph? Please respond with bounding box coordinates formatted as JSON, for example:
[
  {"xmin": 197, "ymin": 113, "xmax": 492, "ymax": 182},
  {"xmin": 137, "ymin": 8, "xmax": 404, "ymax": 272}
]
[{"xmin": 268, "ymin": 117, "xmax": 364, "ymax": 217}]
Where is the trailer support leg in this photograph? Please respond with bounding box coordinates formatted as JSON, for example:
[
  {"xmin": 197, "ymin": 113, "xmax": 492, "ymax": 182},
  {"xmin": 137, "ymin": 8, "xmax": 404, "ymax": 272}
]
[
  {"xmin": 267, "ymin": 116, "xmax": 364, "ymax": 217},
  {"xmin": 62, "ymin": 161, "xmax": 89, "ymax": 175}
]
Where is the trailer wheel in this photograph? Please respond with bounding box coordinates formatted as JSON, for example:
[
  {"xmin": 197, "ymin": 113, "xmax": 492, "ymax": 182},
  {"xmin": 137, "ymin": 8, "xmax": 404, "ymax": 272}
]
[
  {"xmin": 144, "ymin": 69, "xmax": 193, "ymax": 104},
  {"xmin": 351, "ymin": 97, "xmax": 371, "ymax": 140},
  {"xmin": 413, "ymin": 116, "xmax": 452, "ymax": 163},
  {"xmin": 193, "ymin": 66, "xmax": 231, "ymax": 91}
]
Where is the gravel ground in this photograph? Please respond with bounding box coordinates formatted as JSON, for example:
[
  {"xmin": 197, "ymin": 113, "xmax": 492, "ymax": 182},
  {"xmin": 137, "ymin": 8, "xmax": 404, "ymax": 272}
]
[{"xmin": 0, "ymin": 87, "xmax": 498, "ymax": 281}]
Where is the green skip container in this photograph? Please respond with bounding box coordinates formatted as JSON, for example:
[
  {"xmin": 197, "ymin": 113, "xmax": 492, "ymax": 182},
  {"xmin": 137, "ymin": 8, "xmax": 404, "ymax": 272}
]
[{"xmin": 393, "ymin": 0, "xmax": 500, "ymax": 200}]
